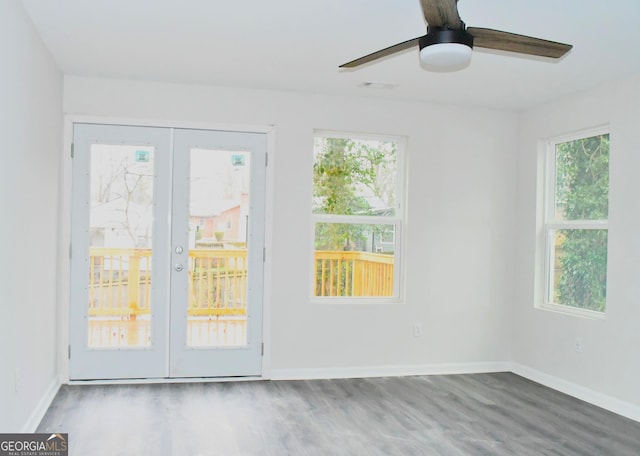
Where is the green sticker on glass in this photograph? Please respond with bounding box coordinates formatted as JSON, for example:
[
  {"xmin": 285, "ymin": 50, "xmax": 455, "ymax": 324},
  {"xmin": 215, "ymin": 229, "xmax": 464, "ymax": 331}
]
[
  {"xmin": 231, "ymin": 154, "xmax": 245, "ymax": 166},
  {"xmin": 135, "ymin": 150, "xmax": 150, "ymax": 162}
]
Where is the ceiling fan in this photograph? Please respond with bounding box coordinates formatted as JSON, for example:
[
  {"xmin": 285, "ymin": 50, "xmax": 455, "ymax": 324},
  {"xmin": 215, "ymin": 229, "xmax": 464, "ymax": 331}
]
[{"xmin": 339, "ymin": 0, "xmax": 572, "ymax": 70}]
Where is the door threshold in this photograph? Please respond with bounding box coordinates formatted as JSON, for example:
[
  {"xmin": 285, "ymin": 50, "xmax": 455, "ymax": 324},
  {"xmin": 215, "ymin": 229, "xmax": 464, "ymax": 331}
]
[{"xmin": 67, "ymin": 375, "xmax": 264, "ymax": 386}]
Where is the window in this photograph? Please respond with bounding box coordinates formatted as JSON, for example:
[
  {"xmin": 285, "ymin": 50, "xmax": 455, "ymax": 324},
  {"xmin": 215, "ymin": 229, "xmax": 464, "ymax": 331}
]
[
  {"xmin": 542, "ymin": 129, "xmax": 609, "ymax": 314},
  {"xmin": 312, "ymin": 132, "xmax": 405, "ymax": 301},
  {"xmin": 379, "ymin": 226, "xmax": 395, "ymax": 245}
]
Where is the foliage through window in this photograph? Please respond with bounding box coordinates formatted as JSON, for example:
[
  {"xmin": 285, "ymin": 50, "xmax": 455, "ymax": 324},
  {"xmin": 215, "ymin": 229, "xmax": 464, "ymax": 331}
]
[
  {"xmin": 312, "ymin": 133, "xmax": 403, "ymax": 300},
  {"xmin": 544, "ymin": 130, "xmax": 609, "ymax": 313}
]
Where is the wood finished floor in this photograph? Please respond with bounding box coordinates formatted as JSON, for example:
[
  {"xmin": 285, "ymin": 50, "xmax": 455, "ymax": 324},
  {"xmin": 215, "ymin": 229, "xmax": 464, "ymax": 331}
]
[{"xmin": 37, "ymin": 372, "xmax": 640, "ymax": 456}]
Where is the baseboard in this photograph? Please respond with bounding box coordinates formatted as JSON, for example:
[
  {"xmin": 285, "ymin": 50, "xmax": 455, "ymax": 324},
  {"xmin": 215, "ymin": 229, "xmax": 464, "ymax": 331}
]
[
  {"xmin": 68, "ymin": 376, "xmax": 262, "ymax": 386},
  {"xmin": 511, "ymin": 363, "xmax": 640, "ymax": 423},
  {"xmin": 269, "ymin": 361, "xmax": 511, "ymax": 380},
  {"xmin": 20, "ymin": 378, "xmax": 61, "ymax": 433}
]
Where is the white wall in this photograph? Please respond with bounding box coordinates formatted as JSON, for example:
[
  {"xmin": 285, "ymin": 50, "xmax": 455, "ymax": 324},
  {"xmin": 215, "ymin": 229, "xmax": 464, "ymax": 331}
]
[
  {"xmin": 515, "ymin": 76, "xmax": 640, "ymax": 408},
  {"xmin": 0, "ymin": 0, "xmax": 63, "ymax": 431},
  {"xmin": 64, "ymin": 76, "xmax": 518, "ymax": 374}
]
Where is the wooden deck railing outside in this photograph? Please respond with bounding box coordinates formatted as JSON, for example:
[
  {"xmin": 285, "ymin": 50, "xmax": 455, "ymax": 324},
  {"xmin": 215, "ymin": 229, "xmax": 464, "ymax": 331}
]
[
  {"xmin": 188, "ymin": 249, "xmax": 247, "ymax": 316},
  {"xmin": 89, "ymin": 248, "xmax": 248, "ymax": 318},
  {"xmin": 88, "ymin": 248, "xmax": 395, "ymax": 319},
  {"xmin": 314, "ymin": 250, "xmax": 394, "ymax": 297},
  {"xmin": 89, "ymin": 248, "xmax": 153, "ymax": 317}
]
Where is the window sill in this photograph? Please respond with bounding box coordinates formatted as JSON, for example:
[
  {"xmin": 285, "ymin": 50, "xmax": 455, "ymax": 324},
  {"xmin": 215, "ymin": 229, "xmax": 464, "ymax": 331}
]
[{"xmin": 536, "ymin": 303, "xmax": 606, "ymax": 320}]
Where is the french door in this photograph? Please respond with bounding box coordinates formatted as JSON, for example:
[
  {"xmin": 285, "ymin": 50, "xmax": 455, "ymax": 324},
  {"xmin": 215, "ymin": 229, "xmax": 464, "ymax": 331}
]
[{"xmin": 69, "ymin": 123, "xmax": 266, "ymax": 380}]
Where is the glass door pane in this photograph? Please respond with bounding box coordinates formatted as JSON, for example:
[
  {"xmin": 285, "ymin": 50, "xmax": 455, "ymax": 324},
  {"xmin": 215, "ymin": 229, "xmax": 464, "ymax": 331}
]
[
  {"xmin": 187, "ymin": 149, "xmax": 251, "ymax": 347},
  {"xmin": 88, "ymin": 145, "xmax": 155, "ymax": 348}
]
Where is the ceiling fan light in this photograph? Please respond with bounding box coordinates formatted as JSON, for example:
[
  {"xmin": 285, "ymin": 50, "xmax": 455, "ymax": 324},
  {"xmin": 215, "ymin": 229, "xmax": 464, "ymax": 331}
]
[{"xmin": 419, "ymin": 43, "xmax": 472, "ymax": 67}]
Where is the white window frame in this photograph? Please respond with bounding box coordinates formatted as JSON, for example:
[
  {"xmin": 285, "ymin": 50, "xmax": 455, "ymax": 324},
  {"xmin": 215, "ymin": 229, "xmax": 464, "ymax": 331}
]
[
  {"xmin": 537, "ymin": 126, "xmax": 609, "ymax": 318},
  {"xmin": 311, "ymin": 130, "xmax": 406, "ymax": 304}
]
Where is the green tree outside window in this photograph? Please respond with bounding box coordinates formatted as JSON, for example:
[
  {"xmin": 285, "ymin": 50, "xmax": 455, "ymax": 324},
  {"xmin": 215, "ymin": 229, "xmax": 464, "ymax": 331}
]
[{"xmin": 553, "ymin": 134, "xmax": 609, "ymax": 311}]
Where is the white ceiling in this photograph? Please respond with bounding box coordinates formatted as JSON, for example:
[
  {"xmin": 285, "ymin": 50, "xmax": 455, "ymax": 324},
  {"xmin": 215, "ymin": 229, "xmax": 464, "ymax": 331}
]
[{"xmin": 19, "ymin": 0, "xmax": 640, "ymax": 110}]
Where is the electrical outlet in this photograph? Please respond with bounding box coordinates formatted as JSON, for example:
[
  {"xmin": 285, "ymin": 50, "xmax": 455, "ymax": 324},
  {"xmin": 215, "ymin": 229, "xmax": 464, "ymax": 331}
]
[
  {"xmin": 413, "ymin": 323, "xmax": 423, "ymax": 338},
  {"xmin": 575, "ymin": 337, "xmax": 583, "ymax": 353},
  {"xmin": 15, "ymin": 368, "xmax": 21, "ymax": 393}
]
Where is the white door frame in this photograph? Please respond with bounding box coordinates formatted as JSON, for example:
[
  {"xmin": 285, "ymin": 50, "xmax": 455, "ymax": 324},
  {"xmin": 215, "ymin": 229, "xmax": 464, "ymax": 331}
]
[{"xmin": 58, "ymin": 115, "xmax": 275, "ymax": 383}]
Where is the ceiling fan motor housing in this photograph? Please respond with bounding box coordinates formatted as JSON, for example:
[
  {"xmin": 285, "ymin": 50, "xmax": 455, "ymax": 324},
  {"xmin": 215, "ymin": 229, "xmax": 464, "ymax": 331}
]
[{"xmin": 420, "ymin": 27, "xmax": 474, "ymax": 50}]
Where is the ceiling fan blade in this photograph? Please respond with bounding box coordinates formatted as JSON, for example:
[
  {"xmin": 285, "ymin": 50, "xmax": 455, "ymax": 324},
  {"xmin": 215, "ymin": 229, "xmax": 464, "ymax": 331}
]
[
  {"xmin": 339, "ymin": 37, "xmax": 421, "ymax": 68},
  {"xmin": 420, "ymin": 0, "xmax": 462, "ymax": 29},
  {"xmin": 468, "ymin": 27, "xmax": 572, "ymax": 59}
]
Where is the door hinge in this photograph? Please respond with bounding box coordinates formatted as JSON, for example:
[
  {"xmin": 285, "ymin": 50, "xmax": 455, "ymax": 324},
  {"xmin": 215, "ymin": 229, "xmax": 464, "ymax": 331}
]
[
  {"xmin": 70, "ymin": 143, "xmax": 74, "ymax": 158},
  {"xmin": 261, "ymin": 342, "xmax": 264, "ymax": 356},
  {"xmin": 265, "ymin": 152, "xmax": 268, "ymax": 167},
  {"xmin": 68, "ymin": 345, "xmax": 71, "ymax": 359},
  {"xmin": 263, "ymin": 247, "xmax": 266, "ymax": 262},
  {"xmin": 69, "ymin": 243, "xmax": 72, "ymax": 259}
]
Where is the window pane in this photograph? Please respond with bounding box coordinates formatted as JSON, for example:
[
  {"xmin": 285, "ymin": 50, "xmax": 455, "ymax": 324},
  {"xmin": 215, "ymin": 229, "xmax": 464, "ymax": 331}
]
[
  {"xmin": 314, "ymin": 223, "xmax": 395, "ymax": 297},
  {"xmin": 313, "ymin": 137, "xmax": 397, "ymax": 216},
  {"xmin": 550, "ymin": 229, "xmax": 607, "ymax": 311},
  {"xmin": 554, "ymin": 134, "xmax": 609, "ymax": 221}
]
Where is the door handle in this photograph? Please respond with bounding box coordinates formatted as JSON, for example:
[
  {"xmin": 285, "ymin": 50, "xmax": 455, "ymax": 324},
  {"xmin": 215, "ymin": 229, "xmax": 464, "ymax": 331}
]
[{"xmin": 174, "ymin": 264, "xmax": 184, "ymax": 272}]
